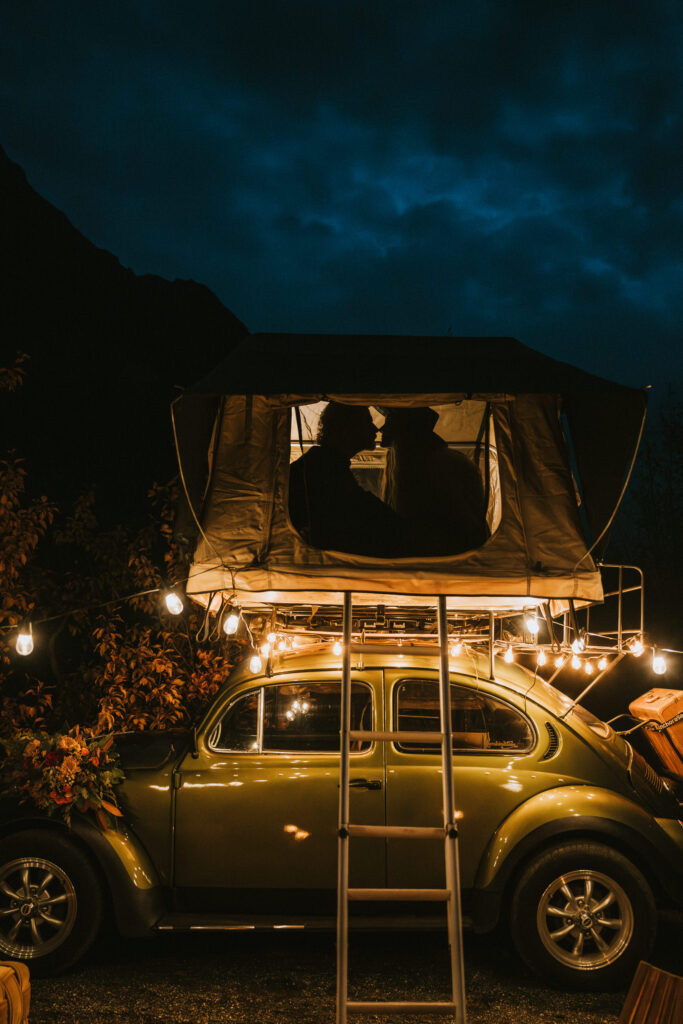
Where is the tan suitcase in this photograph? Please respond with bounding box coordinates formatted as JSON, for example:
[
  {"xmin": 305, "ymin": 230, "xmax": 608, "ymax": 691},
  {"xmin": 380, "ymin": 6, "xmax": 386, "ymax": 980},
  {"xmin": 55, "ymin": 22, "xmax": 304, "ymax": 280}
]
[
  {"xmin": 628, "ymin": 688, "xmax": 683, "ymax": 777},
  {"xmin": 0, "ymin": 962, "xmax": 30, "ymax": 1024}
]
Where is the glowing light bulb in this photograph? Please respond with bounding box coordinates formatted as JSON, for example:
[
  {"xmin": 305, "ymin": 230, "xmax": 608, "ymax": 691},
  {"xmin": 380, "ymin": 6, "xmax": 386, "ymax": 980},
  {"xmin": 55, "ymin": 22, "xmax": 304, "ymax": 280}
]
[
  {"xmin": 652, "ymin": 652, "xmax": 667, "ymax": 675},
  {"xmin": 525, "ymin": 611, "xmax": 540, "ymax": 635},
  {"xmin": 536, "ymin": 649, "xmax": 546, "ymax": 667},
  {"xmin": 223, "ymin": 612, "xmax": 240, "ymax": 636},
  {"xmin": 584, "ymin": 660, "xmax": 593, "ymax": 675},
  {"xmin": 450, "ymin": 641, "xmax": 463, "ymax": 657},
  {"xmin": 629, "ymin": 637, "xmax": 644, "ymax": 657},
  {"xmin": 267, "ymin": 632, "xmax": 276, "ymax": 643},
  {"xmin": 332, "ymin": 640, "xmax": 342, "ymax": 655},
  {"xmin": 260, "ymin": 642, "xmax": 271, "ymax": 657},
  {"xmin": 164, "ymin": 591, "xmax": 184, "ymax": 615},
  {"xmin": 504, "ymin": 645, "xmax": 514, "ymax": 664},
  {"xmin": 598, "ymin": 656, "xmax": 608, "ymax": 671},
  {"xmin": 292, "ymin": 637, "xmax": 300, "ymax": 649},
  {"xmin": 277, "ymin": 639, "xmax": 287, "ymax": 652},
  {"xmin": 16, "ymin": 625, "xmax": 33, "ymax": 657},
  {"xmin": 249, "ymin": 654, "xmax": 263, "ymax": 673},
  {"xmin": 554, "ymin": 654, "xmax": 566, "ymax": 668},
  {"xmin": 571, "ymin": 636, "xmax": 585, "ymax": 654},
  {"xmin": 571, "ymin": 654, "xmax": 581, "ymax": 670}
]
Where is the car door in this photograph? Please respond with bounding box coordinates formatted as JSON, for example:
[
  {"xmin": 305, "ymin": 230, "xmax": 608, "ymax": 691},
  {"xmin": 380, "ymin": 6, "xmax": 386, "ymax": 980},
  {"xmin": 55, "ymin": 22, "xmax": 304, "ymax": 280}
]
[
  {"xmin": 173, "ymin": 669, "xmax": 385, "ymax": 914},
  {"xmin": 384, "ymin": 669, "xmax": 542, "ymax": 891}
]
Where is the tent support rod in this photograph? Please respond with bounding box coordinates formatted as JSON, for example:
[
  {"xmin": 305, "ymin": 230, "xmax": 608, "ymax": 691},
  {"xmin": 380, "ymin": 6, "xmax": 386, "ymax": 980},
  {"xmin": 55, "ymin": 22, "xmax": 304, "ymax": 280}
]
[
  {"xmin": 542, "ymin": 603, "xmax": 559, "ymax": 651},
  {"xmin": 488, "ymin": 612, "xmax": 495, "ymax": 680}
]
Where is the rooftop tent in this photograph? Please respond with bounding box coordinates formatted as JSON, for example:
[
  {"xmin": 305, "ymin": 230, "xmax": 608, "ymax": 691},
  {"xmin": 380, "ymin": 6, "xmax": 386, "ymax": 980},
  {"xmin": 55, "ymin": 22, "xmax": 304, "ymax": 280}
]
[{"xmin": 174, "ymin": 334, "xmax": 646, "ymax": 611}]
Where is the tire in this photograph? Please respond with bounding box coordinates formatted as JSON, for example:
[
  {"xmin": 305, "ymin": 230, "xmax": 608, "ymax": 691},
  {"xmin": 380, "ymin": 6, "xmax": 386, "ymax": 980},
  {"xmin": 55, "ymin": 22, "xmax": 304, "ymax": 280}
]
[
  {"xmin": 0, "ymin": 828, "xmax": 104, "ymax": 976},
  {"xmin": 510, "ymin": 840, "xmax": 657, "ymax": 991}
]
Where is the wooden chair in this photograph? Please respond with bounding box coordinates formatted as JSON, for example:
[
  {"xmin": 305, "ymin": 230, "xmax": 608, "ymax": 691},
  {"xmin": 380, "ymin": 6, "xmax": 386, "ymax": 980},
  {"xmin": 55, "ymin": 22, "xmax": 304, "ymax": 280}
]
[{"xmin": 619, "ymin": 962, "xmax": 683, "ymax": 1023}]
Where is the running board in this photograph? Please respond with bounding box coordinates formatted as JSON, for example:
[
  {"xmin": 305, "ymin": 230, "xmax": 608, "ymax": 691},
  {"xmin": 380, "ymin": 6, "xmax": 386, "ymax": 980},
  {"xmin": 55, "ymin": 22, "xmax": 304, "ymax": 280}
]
[{"xmin": 155, "ymin": 912, "xmax": 470, "ymax": 932}]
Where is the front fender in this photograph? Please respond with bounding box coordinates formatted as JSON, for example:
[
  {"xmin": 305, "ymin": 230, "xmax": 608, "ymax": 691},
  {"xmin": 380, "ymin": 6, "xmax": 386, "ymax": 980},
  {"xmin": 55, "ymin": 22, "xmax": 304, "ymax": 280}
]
[
  {"xmin": 0, "ymin": 803, "xmax": 165, "ymax": 938},
  {"xmin": 70, "ymin": 817, "xmax": 165, "ymax": 936},
  {"xmin": 475, "ymin": 784, "xmax": 683, "ymax": 899}
]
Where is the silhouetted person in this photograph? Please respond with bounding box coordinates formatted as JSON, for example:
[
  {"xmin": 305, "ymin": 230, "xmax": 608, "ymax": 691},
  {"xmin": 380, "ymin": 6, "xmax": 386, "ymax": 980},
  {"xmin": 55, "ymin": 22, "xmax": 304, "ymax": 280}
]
[
  {"xmin": 289, "ymin": 403, "xmax": 404, "ymax": 556},
  {"xmin": 381, "ymin": 407, "xmax": 489, "ymax": 556}
]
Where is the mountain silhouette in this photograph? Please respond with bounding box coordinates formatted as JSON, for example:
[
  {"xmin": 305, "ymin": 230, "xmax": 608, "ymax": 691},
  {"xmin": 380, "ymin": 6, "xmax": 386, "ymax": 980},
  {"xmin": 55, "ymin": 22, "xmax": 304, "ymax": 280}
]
[{"xmin": 0, "ymin": 144, "xmax": 246, "ymax": 519}]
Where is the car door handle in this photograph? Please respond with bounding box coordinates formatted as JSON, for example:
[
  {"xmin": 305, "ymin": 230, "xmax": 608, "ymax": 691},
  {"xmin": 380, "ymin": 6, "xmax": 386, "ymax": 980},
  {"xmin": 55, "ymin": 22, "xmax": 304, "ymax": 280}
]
[{"xmin": 348, "ymin": 778, "xmax": 382, "ymax": 790}]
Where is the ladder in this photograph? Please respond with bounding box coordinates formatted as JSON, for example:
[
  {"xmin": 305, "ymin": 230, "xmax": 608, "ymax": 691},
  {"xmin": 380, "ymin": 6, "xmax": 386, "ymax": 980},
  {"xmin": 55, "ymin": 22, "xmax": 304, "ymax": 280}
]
[{"xmin": 336, "ymin": 593, "xmax": 467, "ymax": 1023}]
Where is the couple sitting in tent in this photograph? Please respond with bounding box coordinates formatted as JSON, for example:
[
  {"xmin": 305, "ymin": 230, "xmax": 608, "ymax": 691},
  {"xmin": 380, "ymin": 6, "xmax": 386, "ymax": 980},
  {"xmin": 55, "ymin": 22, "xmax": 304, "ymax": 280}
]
[{"xmin": 288, "ymin": 402, "xmax": 489, "ymax": 558}]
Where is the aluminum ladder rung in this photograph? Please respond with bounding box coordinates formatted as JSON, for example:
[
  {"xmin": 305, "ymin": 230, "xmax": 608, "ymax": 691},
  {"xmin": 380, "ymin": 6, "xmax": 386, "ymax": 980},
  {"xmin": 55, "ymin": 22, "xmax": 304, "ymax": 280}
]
[
  {"xmin": 347, "ymin": 824, "xmax": 445, "ymax": 839},
  {"xmin": 347, "ymin": 1001, "xmax": 457, "ymax": 1015},
  {"xmin": 348, "ymin": 887, "xmax": 450, "ymax": 901},
  {"xmin": 349, "ymin": 729, "xmax": 443, "ymax": 743}
]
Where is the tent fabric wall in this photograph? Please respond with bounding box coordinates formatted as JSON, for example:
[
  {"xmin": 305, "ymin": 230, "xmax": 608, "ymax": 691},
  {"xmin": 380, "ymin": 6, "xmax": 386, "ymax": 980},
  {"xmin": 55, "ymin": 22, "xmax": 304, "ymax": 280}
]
[
  {"xmin": 178, "ymin": 335, "xmax": 646, "ymax": 610},
  {"xmin": 186, "ymin": 391, "xmax": 603, "ymax": 608}
]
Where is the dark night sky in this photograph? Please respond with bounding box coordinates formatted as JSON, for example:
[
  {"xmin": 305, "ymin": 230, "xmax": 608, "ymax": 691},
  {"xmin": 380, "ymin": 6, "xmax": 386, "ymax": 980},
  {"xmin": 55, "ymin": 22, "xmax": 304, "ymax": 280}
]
[{"xmin": 1, "ymin": 1, "xmax": 681, "ymax": 392}]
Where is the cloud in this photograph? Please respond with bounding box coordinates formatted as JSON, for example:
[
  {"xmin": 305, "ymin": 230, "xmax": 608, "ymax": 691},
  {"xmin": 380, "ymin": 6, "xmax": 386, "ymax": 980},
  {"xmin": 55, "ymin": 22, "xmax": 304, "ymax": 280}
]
[{"xmin": 0, "ymin": 0, "xmax": 680, "ymax": 389}]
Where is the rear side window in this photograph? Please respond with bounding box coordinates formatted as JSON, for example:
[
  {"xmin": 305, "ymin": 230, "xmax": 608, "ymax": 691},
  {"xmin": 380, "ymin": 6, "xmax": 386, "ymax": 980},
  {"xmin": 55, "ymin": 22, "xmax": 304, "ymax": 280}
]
[
  {"xmin": 263, "ymin": 681, "xmax": 372, "ymax": 752},
  {"xmin": 394, "ymin": 679, "xmax": 533, "ymax": 754}
]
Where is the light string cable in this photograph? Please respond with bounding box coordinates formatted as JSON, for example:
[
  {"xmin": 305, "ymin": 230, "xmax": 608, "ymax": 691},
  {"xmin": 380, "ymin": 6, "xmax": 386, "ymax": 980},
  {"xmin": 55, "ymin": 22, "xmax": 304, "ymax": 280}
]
[{"xmin": 0, "ymin": 561, "xmax": 222, "ymax": 637}]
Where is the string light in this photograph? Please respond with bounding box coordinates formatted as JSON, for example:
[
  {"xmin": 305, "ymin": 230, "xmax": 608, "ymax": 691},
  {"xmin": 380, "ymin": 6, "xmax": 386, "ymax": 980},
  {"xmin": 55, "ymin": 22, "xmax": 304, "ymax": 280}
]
[
  {"xmin": 628, "ymin": 637, "xmax": 644, "ymax": 657},
  {"xmin": 536, "ymin": 649, "xmax": 546, "ymax": 667},
  {"xmin": 554, "ymin": 654, "xmax": 566, "ymax": 668},
  {"xmin": 260, "ymin": 641, "xmax": 271, "ymax": 657},
  {"xmin": 450, "ymin": 640, "xmax": 463, "ymax": 657},
  {"xmin": 524, "ymin": 610, "xmax": 540, "ymax": 635},
  {"xmin": 223, "ymin": 611, "xmax": 240, "ymax": 636},
  {"xmin": 16, "ymin": 623, "xmax": 34, "ymax": 657},
  {"xmin": 503, "ymin": 644, "xmax": 514, "ymax": 663},
  {"xmin": 571, "ymin": 654, "xmax": 581, "ymax": 670},
  {"xmin": 652, "ymin": 650, "xmax": 667, "ymax": 675},
  {"xmin": 164, "ymin": 591, "xmax": 184, "ymax": 615},
  {"xmin": 332, "ymin": 640, "xmax": 342, "ymax": 656},
  {"xmin": 249, "ymin": 653, "xmax": 263, "ymax": 674},
  {"xmin": 584, "ymin": 660, "xmax": 594, "ymax": 675},
  {"xmin": 571, "ymin": 636, "xmax": 585, "ymax": 654},
  {"xmin": 597, "ymin": 656, "xmax": 608, "ymax": 671},
  {"xmin": 277, "ymin": 638, "xmax": 287, "ymax": 652},
  {"xmin": 267, "ymin": 632, "xmax": 276, "ymax": 643}
]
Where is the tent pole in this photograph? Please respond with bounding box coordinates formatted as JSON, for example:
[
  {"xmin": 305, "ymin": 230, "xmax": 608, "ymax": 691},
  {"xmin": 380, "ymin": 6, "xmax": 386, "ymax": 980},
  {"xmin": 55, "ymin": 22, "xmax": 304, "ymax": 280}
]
[{"xmin": 488, "ymin": 611, "xmax": 495, "ymax": 680}]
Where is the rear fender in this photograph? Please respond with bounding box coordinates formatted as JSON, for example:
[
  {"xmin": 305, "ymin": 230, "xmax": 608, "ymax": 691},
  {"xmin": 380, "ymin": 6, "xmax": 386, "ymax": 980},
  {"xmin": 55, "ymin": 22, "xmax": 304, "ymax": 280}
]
[{"xmin": 475, "ymin": 784, "xmax": 682, "ymax": 899}]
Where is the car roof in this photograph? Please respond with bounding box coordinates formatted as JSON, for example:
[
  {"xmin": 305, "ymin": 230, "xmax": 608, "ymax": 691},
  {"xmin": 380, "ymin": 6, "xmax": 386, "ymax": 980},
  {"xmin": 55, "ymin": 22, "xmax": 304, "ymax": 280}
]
[{"xmin": 227, "ymin": 642, "xmax": 574, "ymax": 719}]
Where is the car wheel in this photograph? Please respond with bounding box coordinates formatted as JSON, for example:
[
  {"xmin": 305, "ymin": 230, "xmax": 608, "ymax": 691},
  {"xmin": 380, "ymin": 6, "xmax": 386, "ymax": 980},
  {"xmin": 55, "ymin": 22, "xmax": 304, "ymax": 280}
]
[
  {"xmin": 0, "ymin": 829, "xmax": 104, "ymax": 975},
  {"xmin": 510, "ymin": 840, "xmax": 656, "ymax": 991}
]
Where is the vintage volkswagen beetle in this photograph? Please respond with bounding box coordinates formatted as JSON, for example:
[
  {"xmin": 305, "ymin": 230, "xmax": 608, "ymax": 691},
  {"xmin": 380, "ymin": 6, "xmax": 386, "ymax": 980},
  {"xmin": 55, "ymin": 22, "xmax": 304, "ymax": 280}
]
[{"xmin": 1, "ymin": 643, "xmax": 681, "ymax": 989}]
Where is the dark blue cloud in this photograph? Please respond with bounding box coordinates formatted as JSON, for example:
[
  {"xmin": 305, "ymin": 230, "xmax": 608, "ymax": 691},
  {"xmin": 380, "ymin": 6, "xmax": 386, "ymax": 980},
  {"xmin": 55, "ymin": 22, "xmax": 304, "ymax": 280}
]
[{"xmin": 0, "ymin": 0, "xmax": 680, "ymax": 389}]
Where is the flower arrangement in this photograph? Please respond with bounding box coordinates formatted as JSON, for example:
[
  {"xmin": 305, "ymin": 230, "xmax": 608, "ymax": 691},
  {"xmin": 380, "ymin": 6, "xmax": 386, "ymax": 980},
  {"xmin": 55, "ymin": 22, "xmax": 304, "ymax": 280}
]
[{"xmin": 0, "ymin": 729, "xmax": 125, "ymax": 829}]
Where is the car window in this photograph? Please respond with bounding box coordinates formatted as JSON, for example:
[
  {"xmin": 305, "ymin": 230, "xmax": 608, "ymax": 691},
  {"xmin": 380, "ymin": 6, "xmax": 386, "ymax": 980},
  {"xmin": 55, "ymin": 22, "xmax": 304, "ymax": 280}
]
[
  {"xmin": 394, "ymin": 679, "xmax": 534, "ymax": 753},
  {"xmin": 209, "ymin": 690, "xmax": 259, "ymax": 752},
  {"xmin": 263, "ymin": 681, "xmax": 372, "ymax": 753}
]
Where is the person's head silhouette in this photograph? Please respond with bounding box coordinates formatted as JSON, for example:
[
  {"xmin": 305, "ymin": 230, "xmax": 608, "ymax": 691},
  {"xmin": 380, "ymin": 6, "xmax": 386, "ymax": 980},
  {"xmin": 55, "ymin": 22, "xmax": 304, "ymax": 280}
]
[{"xmin": 317, "ymin": 403, "xmax": 377, "ymax": 458}]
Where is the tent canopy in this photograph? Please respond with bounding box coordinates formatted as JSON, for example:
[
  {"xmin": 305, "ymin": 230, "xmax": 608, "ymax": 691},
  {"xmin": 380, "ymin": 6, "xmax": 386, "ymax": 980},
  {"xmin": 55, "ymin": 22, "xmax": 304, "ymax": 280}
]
[{"xmin": 176, "ymin": 334, "xmax": 646, "ymax": 610}]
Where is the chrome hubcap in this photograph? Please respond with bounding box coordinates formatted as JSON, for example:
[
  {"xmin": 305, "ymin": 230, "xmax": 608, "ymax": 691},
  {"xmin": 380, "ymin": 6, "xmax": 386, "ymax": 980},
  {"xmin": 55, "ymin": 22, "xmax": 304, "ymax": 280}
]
[
  {"xmin": 537, "ymin": 868, "xmax": 634, "ymax": 970},
  {"xmin": 0, "ymin": 857, "xmax": 77, "ymax": 958}
]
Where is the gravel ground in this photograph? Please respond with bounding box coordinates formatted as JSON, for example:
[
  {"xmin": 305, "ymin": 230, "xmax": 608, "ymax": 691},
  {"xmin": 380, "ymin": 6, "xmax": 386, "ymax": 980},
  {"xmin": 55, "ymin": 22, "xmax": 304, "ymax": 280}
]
[{"xmin": 30, "ymin": 914, "xmax": 682, "ymax": 1024}]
